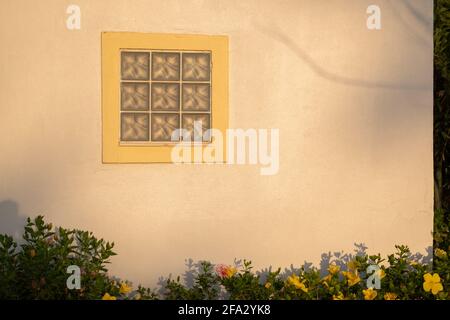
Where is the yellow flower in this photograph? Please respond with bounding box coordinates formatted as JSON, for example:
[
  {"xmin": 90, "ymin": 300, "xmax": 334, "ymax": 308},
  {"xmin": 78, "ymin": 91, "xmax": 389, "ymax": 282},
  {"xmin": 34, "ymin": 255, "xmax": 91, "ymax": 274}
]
[
  {"xmin": 347, "ymin": 260, "xmax": 358, "ymax": 271},
  {"xmin": 119, "ymin": 282, "xmax": 132, "ymax": 294},
  {"xmin": 378, "ymin": 269, "xmax": 386, "ymax": 280},
  {"xmin": 332, "ymin": 292, "xmax": 345, "ymax": 300},
  {"xmin": 328, "ymin": 264, "xmax": 340, "ymax": 274},
  {"xmin": 342, "ymin": 271, "xmax": 361, "ymax": 287},
  {"xmin": 226, "ymin": 267, "xmax": 237, "ymax": 278},
  {"xmin": 423, "ymin": 273, "xmax": 444, "ymax": 295},
  {"xmin": 102, "ymin": 293, "xmax": 117, "ymax": 300},
  {"xmin": 287, "ymin": 274, "xmax": 308, "ymax": 293},
  {"xmin": 384, "ymin": 292, "xmax": 398, "ymax": 300},
  {"xmin": 264, "ymin": 282, "xmax": 272, "ymax": 289},
  {"xmin": 435, "ymin": 248, "xmax": 447, "ymax": 259},
  {"xmin": 363, "ymin": 288, "xmax": 377, "ymax": 300}
]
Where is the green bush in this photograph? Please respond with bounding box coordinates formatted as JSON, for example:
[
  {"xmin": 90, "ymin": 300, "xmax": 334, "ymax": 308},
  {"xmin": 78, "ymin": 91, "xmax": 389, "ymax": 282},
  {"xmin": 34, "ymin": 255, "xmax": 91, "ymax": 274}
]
[
  {"xmin": 0, "ymin": 216, "xmax": 448, "ymax": 300},
  {"xmin": 161, "ymin": 246, "xmax": 448, "ymax": 301},
  {"xmin": 1, "ymin": 215, "xmax": 119, "ymax": 299}
]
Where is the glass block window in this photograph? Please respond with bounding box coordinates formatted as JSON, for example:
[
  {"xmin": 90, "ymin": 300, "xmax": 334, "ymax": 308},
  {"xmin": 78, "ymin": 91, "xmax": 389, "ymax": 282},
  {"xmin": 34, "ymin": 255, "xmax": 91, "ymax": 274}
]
[{"xmin": 120, "ymin": 50, "xmax": 211, "ymax": 143}]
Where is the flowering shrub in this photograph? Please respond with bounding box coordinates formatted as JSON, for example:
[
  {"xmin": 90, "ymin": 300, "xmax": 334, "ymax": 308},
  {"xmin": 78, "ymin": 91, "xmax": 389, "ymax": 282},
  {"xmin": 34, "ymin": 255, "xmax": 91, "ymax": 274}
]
[
  {"xmin": 0, "ymin": 216, "xmax": 448, "ymax": 300},
  {"xmin": 158, "ymin": 245, "xmax": 448, "ymax": 301}
]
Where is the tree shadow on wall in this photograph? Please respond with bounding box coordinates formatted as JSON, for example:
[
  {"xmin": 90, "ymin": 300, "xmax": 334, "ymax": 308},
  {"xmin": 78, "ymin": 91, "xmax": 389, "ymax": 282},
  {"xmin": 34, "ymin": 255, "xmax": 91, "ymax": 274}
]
[
  {"xmin": 0, "ymin": 199, "xmax": 27, "ymax": 242},
  {"xmin": 254, "ymin": 0, "xmax": 432, "ymax": 91},
  {"xmin": 155, "ymin": 258, "xmax": 232, "ymax": 298},
  {"xmin": 256, "ymin": 243, "xmax": 432, "ymax": 282}
]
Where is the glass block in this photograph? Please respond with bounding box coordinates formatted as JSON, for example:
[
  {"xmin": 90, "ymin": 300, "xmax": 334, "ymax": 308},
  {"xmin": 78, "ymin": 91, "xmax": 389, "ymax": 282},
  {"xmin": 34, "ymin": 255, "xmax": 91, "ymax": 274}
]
[
  {"xmin": 121, "ymin": 113, "xmax": 149, "ymax": 141},
  {"xmin": 121, "ymin": 52, "xmax": 149, "ymax": 80},
  {"xmin": 182, "ymin": 84, "xmax": 210, "ymax": 111},
  {"xmin": 152, "ymin": 52, "xmax": 180, "ymax": 81},
  {"xmin": 182, "ymin": 114, "xmax": 211, "ymax": 141},
  {"xmin": 151, "ymin": 114, "xmax": 180, "ymax": 142},
  {"xmin": 182, "ymin": 53, "xmax": 210, "ymax": 81},
  {"xmin": 121, "ymin": 83, "xmax": 149, "ymax": 111},
  {"xmin": 151, "ymin": 83, "xmax": 180, "ymax": 111}
]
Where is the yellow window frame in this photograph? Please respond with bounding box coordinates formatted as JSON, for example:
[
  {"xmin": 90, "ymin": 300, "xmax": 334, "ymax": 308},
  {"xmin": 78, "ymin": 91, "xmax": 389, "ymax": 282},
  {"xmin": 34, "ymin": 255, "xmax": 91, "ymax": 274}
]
[{"xmin": 101, "ymin": 32, "xmax": 228, "ymax": 163}]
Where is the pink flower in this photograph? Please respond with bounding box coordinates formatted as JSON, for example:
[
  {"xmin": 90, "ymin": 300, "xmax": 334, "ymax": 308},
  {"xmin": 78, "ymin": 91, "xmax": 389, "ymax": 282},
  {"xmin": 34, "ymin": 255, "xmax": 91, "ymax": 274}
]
[
  {"xmin": 215, "ymin": 264, "xmax": 228, "ymax": 277},
  {"xmin": 215, "ymin": 264, "xmax": 237, "ymax": 278}
]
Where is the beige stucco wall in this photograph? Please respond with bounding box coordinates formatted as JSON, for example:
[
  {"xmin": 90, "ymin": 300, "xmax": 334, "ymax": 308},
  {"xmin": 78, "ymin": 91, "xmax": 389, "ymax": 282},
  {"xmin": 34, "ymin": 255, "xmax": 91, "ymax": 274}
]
[{"xmin": 0, "ymin": 0, "xmax": 433, "ymax": 287}]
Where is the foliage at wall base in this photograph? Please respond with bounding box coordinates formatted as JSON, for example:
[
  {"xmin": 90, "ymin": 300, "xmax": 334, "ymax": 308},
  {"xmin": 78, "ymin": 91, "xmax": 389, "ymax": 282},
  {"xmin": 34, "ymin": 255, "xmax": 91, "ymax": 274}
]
[{"xmin": 0, "ymin": 216, "xmax": 448, "ymax": 300}]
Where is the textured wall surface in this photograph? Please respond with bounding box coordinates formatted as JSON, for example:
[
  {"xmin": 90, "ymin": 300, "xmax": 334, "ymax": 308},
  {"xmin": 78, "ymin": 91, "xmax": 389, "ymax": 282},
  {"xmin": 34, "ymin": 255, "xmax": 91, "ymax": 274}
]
[{"xmin": 0, "ymin": 0, "xmax": 433, "ymax": 287}]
